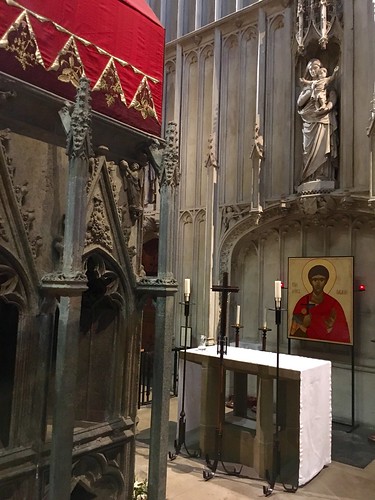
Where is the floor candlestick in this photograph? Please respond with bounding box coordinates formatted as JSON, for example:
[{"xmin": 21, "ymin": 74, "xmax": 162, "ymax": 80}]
[{"xmin": 169, "ymin": 297, "xmax": 200, "ymax": 460}]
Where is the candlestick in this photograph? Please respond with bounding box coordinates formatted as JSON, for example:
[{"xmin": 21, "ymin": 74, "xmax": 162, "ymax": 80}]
[
  {"xmin": 169, "ymin": 286, "xmax": 199, "ymax": 460},
  {"xmin": 263, "ymin": 307, "xmax": 267, "ymax": 329},
  {"xmin": 258, "ymin": 325, "xmax": 272, "ymax": 351},
  {"xmin": 274, "ymin": 280, "xmax": 282, "ymax": 301},
  {"xmin": 184, "ymin": 278, "xmax": 190, "ymax": 301},
  {"xmin": 236, "ymin": 305, "xmax": 241, "ymax": 325}
]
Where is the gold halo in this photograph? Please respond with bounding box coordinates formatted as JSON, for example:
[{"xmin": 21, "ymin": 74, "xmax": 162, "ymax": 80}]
[{"xmin": 301, "ymin": 259, "xmax": 337, "ymax": 294}]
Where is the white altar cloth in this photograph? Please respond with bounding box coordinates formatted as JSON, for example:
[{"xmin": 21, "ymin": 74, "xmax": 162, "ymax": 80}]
[{"xmin": 180, "ymin": 346, "xmax": 331, "ymax": 486}]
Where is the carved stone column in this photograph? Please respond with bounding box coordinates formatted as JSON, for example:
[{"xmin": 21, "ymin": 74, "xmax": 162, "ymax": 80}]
[
  {"xmin": 41, "ymin": 77, "xmax": 92, "ymax": 500},
  {"xmin": 147, "ymin": 122, "xmax": 179, "ymax": 500}
]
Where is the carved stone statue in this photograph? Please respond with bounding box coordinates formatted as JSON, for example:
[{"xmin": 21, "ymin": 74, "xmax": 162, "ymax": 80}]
[
  {"xmin": 221, "ymin": 205, "xmax": 248, "ymax": 234},
  {"xmin": 297, "ymin": 58, "xmax": 338, "ymax": 185},
  {"xmin": 119, "ymin": 160, "xmax": 143, "ymax": 223},
  {"xmin": 300, "ymin": 65, "xmax": 339, "ymax": 112}
]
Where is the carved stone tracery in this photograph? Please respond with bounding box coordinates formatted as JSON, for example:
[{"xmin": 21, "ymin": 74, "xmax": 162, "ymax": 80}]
[
  {"xmin": 71, "ymin": 453, "xmax": 125, "ymax": 499},
  {"xmin": 219, "ymin": 194, "xmax": 375, "ymax": 274},
  {"xmin": 0, "ymin": 262, "xmax": 26, "ymax": 309},
  {"xmin": 295, "ymin": 0, "xmax": 343, "ymax": 52},
  {"xmin": 80, "ymin": 254, "xmax": 123, "ymax": 334}
]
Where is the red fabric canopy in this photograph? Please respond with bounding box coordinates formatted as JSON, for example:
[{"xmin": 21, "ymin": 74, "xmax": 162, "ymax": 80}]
[{"xmin": 0, "ymin": 0, "xmax": 165, "ymax": 136}]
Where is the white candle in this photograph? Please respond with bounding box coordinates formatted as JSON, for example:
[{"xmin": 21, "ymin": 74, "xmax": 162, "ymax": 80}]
[
  {"xmin": 263, "ymin": 307, "xmax": 267, "ymax": 328},
  {"xmin": 236, "ymin": 305, "xmax": 241, "ymax": 325},
  {"xmin": 184, "ymin": 278, "xmax": 190, "ymax": 296},
  {"xmin": 275, "ymin": 280, "xmax": 282, "ymax": 301}
]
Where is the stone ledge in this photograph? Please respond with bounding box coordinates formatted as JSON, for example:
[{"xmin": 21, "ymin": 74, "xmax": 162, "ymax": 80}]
[
  {"xmin": 297, "ymin": 180, "xmax": 335, "ymax": 195},
  {"xmin": 40, "ymin": 271, "xmax": 87, "ymax": 296}
]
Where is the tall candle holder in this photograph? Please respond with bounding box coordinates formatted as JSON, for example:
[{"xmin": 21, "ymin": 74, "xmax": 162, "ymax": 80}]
[
  {"xmin": 169, "ymin": 281, "xmax": 200, "ymax": 460},
  {"xmin": 263, "ymin": 281, "xmax": 298, "ymax": 496}
]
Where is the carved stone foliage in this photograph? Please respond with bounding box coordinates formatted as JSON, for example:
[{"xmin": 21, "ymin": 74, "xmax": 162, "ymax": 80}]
[
  {"xmin": 40, "ymin": 269, "xmax": 87, "ymax": 297},
  {"xmin": 86, "ymin": 196, "xmax": 113, "ymax": 252},
  {"xmin": 295, "ymin": 0, "xmax": 343, "ymax": 52},
  {"xmin": 0, "ymin": 215, "xmax": 8, "ymax": 242},
  {"xmin": 160, "ymin": 122, "xmax": 180, "ymax": 187},
  {"xmin": 59, "ymin": 76, "xmax": 93, "ymax": 160}
]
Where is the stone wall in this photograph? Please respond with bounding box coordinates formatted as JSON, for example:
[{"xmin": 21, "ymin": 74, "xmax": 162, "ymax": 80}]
[{"xmin": 152, "ymin": 0, "xmax": 375, "ymax": 424}]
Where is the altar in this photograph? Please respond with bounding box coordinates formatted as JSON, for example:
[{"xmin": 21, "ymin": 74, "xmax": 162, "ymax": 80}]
[{"xmin": 180, "ymin": 346, "xmax": 331, "ymax": 486}]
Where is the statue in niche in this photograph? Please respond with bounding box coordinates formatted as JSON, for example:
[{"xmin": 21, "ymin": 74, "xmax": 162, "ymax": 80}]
[
  {"xmin": 300, "ymin": 65, "xmax": 339, "ymax": 112},
  {"xmin": 119, "ymin": 160, "xmax": 143, "ymax": 224},
  {"xmin": 297, "ymin": 58, "xmax": 339, "ymax": 184}
]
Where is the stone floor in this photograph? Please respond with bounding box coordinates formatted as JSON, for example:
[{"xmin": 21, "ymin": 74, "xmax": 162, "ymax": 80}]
[{"xmin": 135, "ymin": 397, "xmax": 375, "ymax": 500}]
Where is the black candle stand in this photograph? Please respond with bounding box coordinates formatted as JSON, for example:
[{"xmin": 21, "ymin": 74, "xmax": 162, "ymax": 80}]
[
  {"xmin": 258, "ymin": 326, "xmax": 272, "ymax": 351},
  {"xmin": 263, "ymin": 301, "xmax": 298, "ymax": 497},
  {"xmin": 231, "ymin": 324, "xmax": 243, "ymax": 347},
  {"xmin": 169, "ymin": 297, "xmax": 200, "ymax": 461}
]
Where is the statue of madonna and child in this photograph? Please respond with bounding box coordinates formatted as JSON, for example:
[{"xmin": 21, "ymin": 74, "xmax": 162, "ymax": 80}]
[{"xmin": 297, "ymin": 58, "xmax": 339, "ymax": 190}]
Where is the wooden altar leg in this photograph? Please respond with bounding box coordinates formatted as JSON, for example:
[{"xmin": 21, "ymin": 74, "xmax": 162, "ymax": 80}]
[
  {"xmin": 200, "ymin": 357, "xmax": 221, "ymax": 457},
  {"xmin": 278, "ymin": 379, "xmax": 300, "ymax": 484},
  {"xmin": 253, "ymin": 373, "xmax": 273, "ymax": 478},
  {"xmin": 233, "ymin": 372, "xmax": 248, "ymax": 417}
]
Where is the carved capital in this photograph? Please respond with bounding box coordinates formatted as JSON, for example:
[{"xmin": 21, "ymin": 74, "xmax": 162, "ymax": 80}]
[
  {"xmin": 136, "ymin": 275, "xmax": 178, "ymax": 297},
  {"xmin": 41, "ymin": 271, "xmax": 87, "ymax": 297}
]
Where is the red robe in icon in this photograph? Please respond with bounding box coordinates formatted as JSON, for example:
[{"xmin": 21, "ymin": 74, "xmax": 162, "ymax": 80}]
[{"xmin": 290, "ymin": 292, "xmax": 350, "ymax": 344}]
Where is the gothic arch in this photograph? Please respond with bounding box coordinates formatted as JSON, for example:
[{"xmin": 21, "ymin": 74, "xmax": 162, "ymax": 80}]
[
  {"xmin": 71, "ymin": 452, "xmax": 125, "ymax": 498},
  {"xmin": 75, "ymin": 251, "xmax": 130, "ymax": 424},
  {"xmin": 82, "ymin": 248, "xmax": 132, "ymax": 312},
  {"xmin": 199, "ymin": 43, "xmax": 214, "ymax": 61},
  {"xmin": 0, "ymin": 246, "xmax": 35, "ymax": 311},
  {"xmin": 0, "ymin": 246, "xmax": 36, "ymax": 449}
]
